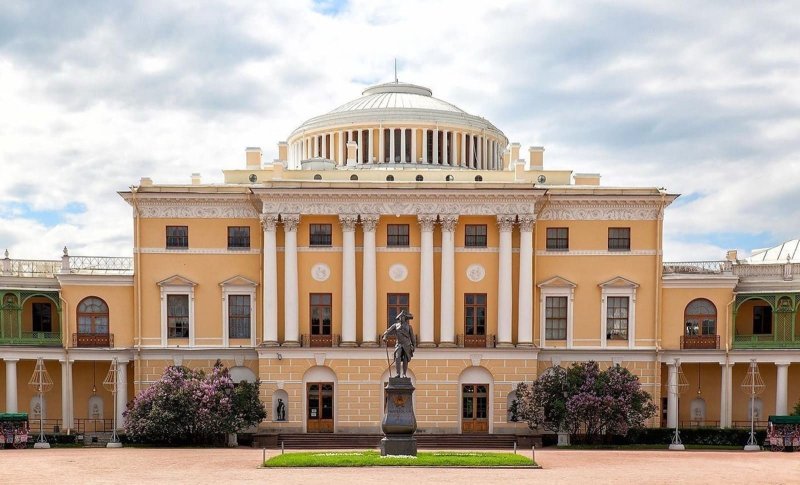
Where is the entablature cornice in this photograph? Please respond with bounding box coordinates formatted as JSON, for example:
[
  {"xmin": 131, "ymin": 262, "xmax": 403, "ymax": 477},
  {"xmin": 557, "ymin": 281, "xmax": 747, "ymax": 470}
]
[
  {"xmin": 537, "ymin": 198, "xmax": 667, "ymax": 221},
  {"xmin": 122, "ymin": 193, "xmax": 260, "ymax": 219},
  {"xmin": 254, "ymin": 189, "xmax": 542, "ymax": 216}
]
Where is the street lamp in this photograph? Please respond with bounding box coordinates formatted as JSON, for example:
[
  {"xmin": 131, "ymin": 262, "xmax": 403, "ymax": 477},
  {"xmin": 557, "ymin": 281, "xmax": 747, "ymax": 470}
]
[
  {"xmin": 103, "ymin": 357, "xmax": 123, "ymax": 448},
  {"xmin": 27, "ymin": 357, "xmax": 53, "ymax": 449},
  {"xmin": 668, "ymin": 358, "xmax": 689, "ymax": 451},
  {"xmin": 740, "ymin": 359, "xmax": 765, "ymax": 451},
  {"xmin": 556, "ymin": 366, "xmax": 570, "ymax": 447}
]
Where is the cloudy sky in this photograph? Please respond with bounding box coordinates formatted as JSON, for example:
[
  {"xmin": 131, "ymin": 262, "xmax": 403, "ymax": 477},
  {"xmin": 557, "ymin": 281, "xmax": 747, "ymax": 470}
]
[{"xmin": 1, "ymin": 0, "xmax": 798, "ymax": 261}]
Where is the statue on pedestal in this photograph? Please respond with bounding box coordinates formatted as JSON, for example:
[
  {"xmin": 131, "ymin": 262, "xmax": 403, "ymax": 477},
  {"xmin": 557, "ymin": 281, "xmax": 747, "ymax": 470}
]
[{"xmin": 382, "ymin": 310, "xmax": 415, "ymax": 378}]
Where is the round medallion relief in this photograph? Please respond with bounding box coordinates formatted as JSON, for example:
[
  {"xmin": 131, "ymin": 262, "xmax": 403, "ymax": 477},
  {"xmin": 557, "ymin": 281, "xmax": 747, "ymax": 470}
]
[
  {"xmin": 389, "ymin": 263, "xmax": 408, "ymax": 282},
  {"xmin": 466, "ymin": 264, "xmax": 485, "ymax": 282},
  {"xmin": 311, "ymin": 263, "xmax": 331, "ymax": 282}
]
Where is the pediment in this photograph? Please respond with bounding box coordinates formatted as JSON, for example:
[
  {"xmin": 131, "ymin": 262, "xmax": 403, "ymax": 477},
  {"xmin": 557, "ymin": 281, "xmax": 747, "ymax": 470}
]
[
  {"xmin": 598, "ymin": 276, "xmax": 639, "ymax": 289},
  {"xmin": 219, "ymin": 275, "xmax": 259, "ymax": 287},
  {"xmin": 537, "ymin": 276, "xmax": 577, "ymax": 288},
  {"xmin": 157, "ymin": 274, "xmax": 198, "ymax": 287}
]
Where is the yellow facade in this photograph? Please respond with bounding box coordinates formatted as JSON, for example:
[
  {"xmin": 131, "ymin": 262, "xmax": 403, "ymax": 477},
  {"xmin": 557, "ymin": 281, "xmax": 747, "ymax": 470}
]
[{"xmin": 2, "ymin": 80, "xmax": 799, "ymax": 440}]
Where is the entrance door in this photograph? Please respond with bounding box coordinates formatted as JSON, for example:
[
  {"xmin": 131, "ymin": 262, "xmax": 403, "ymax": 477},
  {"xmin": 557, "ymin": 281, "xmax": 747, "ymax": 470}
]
[
  {"xmin": 462, "ymin": 384, "xmax": 489, "ymax": 433},
  {"xmin": 307, "ymin": 382, "xmax": 334, "ymax": 433}
]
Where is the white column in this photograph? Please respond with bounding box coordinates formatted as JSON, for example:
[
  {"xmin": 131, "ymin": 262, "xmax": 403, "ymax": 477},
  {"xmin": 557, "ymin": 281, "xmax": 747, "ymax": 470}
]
[
  {"xmin": 366, "ymin": 128, "xmax": 375, "ymax": 163},
  {"xmin": 356, "ymin": 130, "xmax": 361, "ymax": 164},
  {"xmin": 461, "ymin": 132, "xmax": 467, "ymax": 166},
  {"xmin": 330, "ymin": 133, "xmax": 335, "ymax": 161},
  {"xmin": 411, "ymin": 128, "xmax": 417, "ymax": 163},
  {"xmin": 340, "ymin": 215, "xmax": 358, "ymax": 346},
  {"xmin": 379, "ymin": 127, "xmax": 385, "ymax": 163},
  {"xmin": 422, "ymin": 129, "xmax": 428, "ymax": 163},
  {"xmin": 283, "ymin": 215, "xmax": 300, "ymax": 346},
  {"xmin": 667, "ymin": 362, "xmax": 678, "ymax": 428},
  {"xmin": 497, "ymin": 215, "xmax": 514, "ymax": 347},
  {"xmin": 440, "ymin": 216, "xmax": 458, "ymax": 346},
  {"xmin": 419, "ymin": 215, "xmax": 437, "ymax": 346},
  {"xmin": 261, "ymin": 214, "xmax": 279, "ymax": 345},
  {"xmin": 517, "ymin": 216, "xmax": 534, "ymax": 347},
  {"xmin": 338, "ymin": 131, "xmax": 344, "ymax": 165},
  {"xmin": 432, "ymin": 129, "xmax": 439, "ymax": 164},
  {"xmin": 776, "ymin": 362, "xmax": 790, "ymax": 415},
  {"xmin": 442, "ymin": 130, "xmax": 449, "ymax": 166},
  {"xmin": 400, "ymin": 128, "xmax": 406, "ymax": 163},
  {"xmin": 720, "ymin": 363, "xmax": 732, "ymax": 428},
  {"xmin": 5, "ymin": 358, "xmax": 18, "ymax": 412},
  {"xmin": 322, "ymin": 134, "xmax": 328, "ymax": 159},
  {"xmin": 491, "ymin": 140, "xmax": 496, "ymax": 169},
  {"xmin": 389, "ymin": 128, "xmax": 395, "ymax": 163},
  {"xmin": 60, "ymin": 359, "xmax": 73, "ymax": 429},
  {"xmin": 116, "ymin": 360, "xmax": 128, "ymax": 429},
  {"xmin": 477, "ymin": 136, "xmax": 483, "ymax": 169},
  {"xmin": 361, "ymin": 215, "xmax": 379, "ymax": 347}
]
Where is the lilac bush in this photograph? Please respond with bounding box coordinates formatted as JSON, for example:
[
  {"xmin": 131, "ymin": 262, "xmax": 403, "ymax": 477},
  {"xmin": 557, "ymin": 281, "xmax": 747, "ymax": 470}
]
[
  {"xmin": 124, "ymin": 361, "xmax": 266, "ymax": 445},
  {"xmin": 515, "ymin": 361, "xmax": 656, "ymax": 443}
]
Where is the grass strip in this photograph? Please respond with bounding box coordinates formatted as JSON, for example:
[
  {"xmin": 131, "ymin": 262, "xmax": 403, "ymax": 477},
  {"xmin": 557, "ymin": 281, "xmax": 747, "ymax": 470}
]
[{"xmin": 264, "ymin": 450, "xmax": 535, "ymax": 467}]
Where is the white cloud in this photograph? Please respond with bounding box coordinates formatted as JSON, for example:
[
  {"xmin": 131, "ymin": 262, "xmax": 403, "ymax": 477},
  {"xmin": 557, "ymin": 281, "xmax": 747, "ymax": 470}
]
[{"xmin": 1, "ymin": 0, "xmax": 798, "ymax": 261}]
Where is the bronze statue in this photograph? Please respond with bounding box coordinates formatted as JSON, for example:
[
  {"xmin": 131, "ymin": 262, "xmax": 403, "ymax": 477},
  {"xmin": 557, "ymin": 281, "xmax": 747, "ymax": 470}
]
[
  {"xmin": 382, "ymin": 309, "xmax": 416, "ymax": 378},
  {"xmin": 276, "ymin": 398, "xmax": 286, "ymax": 421}
]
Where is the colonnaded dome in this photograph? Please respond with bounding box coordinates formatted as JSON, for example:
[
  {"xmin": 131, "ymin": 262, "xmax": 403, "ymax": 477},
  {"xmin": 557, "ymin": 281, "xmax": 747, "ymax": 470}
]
[{"xmin": 285, "ymin": 81, "xmax": 508, "ymax": 171}]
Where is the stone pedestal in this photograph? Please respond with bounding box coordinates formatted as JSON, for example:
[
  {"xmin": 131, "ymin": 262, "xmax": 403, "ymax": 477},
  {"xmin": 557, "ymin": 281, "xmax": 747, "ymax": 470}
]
[{"xmin": 380, "ymin": 377, "xmax": 417, "ymax": 456}]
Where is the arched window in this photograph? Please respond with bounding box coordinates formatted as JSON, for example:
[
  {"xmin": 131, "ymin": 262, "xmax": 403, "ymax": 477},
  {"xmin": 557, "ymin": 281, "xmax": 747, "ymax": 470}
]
[
  {"xmin": 78, "ymin": 297, "xmax": 109, "ymax": 336},
  {"xmin": 313, "ymin": 174, "xmax": 322, "ymax": 180},
  {"xmin": 415, "ymin": 175, "xmax": 423, "ymax": 181},
  {"xmin": 386, "ymin": 175, "xmax": 394, "ymax": 181},
  {"xmin": 685, "ymin": 298, "xmax": 716, "ymax": 336},
  {"xmin": 350, "ymin": 174, "xmax": 358, "ymax": 181},
  {"xmin": 474, "ymin": 175, "xmax": 483, "ymax": 182},
  {"xmin": 445, "ymin": 174, "xmax": 454, "ymax": 181}
]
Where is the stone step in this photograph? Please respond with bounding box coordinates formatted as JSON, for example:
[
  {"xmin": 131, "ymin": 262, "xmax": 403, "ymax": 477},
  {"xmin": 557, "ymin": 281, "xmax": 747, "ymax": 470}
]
[{"xmin": 269, "ymin": 433, "xmax": 523, "ymax": 450}]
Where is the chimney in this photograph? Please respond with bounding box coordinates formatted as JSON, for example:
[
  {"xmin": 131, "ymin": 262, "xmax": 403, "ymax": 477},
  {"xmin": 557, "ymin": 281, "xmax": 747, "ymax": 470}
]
[
  {"xmin": 277, "ymin": 141, "xmax": 288, "ymax": 163},
  {"xmin": 346, "ymin": 141, "xmax": 358, "ymax": 167},
  {"xmin": 503, "ymin": 149, "xmax": 512, "ymax": 170},
  {"xmin": 573, "ymin": 173, "xmax": 601, "ymax": 186},
  {"xmin": 510, "ymin": 143, "xmax": 521, "ymax": 164},
  {"xmin": 246, "ymin": 147, "xmax": 262, "ymax": 169},
  {"xmin": 726, "ymin": 250, "xmax": 738, "ymax": 262},
  {"xmin": 139, "ymin": 177, "xmax": 153, "ymax": 187},
  {"xmin": 529, "ymin": 146, "xmax": 544, "ymax": 170},
  {"xmin": 191, "ymin": 173, "xmax": 202, "ymax": 185}
]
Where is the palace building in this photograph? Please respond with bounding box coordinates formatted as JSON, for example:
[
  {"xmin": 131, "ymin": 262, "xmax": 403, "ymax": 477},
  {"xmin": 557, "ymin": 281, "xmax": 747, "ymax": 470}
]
[{"xmin": 1, "ymin": 80, "xmax": 799, "ymax": 439}]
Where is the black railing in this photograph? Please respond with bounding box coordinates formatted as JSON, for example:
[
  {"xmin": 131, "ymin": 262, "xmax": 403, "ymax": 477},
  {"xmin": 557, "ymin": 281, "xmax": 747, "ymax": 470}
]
[{"xmin": 680, "ymin": 334, "xmax": 720, "ymax": 349}]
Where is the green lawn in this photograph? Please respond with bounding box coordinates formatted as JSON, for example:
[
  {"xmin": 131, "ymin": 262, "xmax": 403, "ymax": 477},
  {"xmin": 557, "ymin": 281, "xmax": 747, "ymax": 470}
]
[{"xmin": 264, "ymin": 450, "xmax": 536, "ymax": 467}]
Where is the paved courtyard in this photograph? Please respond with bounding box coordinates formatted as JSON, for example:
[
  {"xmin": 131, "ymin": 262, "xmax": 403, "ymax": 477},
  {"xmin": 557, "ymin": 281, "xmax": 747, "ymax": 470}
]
[{"xmin": 2, "ymin": 447, "xmax": 798, "ymax": 484}]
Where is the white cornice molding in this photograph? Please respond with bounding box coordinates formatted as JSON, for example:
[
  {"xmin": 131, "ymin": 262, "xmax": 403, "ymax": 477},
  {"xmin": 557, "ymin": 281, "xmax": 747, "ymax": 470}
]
[
  {"xmin": 661, "ymin": 274, "xmax": 739, "ymax": 288},
  {"xmin": 254, "ymin": 190, "xmax": 539, "ymax": 216},
  {"xmin": 136, "ymin": 248, "xmax": 262, "ymax": 255},
  {"xmin": 132, "ymin": 195, "xmax": 259, "ymax": 219},
  {"xmin": 536, "ymin": 249, "xmax": 658, "ymax": 257},
  {"xmin": 56, "ymin": 274, "xmax": 134, "ymax": 286},
  {"xmin": 538, "ymin": 199, "xmax": 663, "ymax": 221}
]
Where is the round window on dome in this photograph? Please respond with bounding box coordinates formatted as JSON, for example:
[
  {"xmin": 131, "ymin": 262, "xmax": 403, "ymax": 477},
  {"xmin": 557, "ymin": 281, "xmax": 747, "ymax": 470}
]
[
  {"xmin": 474, "ymin": 175, "xmax": 483, "ymax": 182},
  {"xmin": 445, "ymin": 175, "xmax": 454, "ymax": 181},
  {"xmin": 313, "ymin": 174, "xmax": 322, "ymax": 180},
  {"xmin": 350, "ymin": 174, "xmax": 359, "ymax": 181},
  {"xmin": 248, "ymin": 174, "xmax": 257, "ymax": 183},
  {"xmin": 415, "ymin": 175, "xmax": 424, "ymax": 182},
  {"xmin": 386, "ymin": 175, "xmax": 394, "ymax": 181}
]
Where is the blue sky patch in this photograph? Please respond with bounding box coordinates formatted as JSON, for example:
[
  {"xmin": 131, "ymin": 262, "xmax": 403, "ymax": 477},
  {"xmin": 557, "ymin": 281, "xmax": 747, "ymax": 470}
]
[
  {"xmin": 1, "ymin": 201, "xmax": 87, "ymax": 226},
  {"xmin": 313, "ymin": 0, "xmax": 347, "ymax": 16}
]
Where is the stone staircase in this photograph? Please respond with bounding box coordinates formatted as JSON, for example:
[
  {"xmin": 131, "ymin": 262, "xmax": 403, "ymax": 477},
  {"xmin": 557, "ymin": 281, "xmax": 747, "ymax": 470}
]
[{"xmin": 262, "ymin": 433, "xmax": 530, "ymax": 450}]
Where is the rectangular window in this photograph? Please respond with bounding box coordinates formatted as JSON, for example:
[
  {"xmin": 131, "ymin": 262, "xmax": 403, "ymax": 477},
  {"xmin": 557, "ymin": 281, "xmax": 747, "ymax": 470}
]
[
  {"xmin": 228, "ymin": 295, "xmax": 251, "ymax": 339},
  {"xmin": 166, "ymin": 226, "xmax": 188, "ymax": 248},
  {"xmin": 310, "ymin": 293, "xmax": 332, "ymax": 336},
  {"xmin": 387, "ymin": 224, "xmax": 410, "ymax": 247},
  {"xmin": 546, "ymin": 227, "xmax": 569, "ymax": 250},
  {"xmin": 464, "ymin": 293, "xmax": 487, "ymax": 336},
  {"xmin": 606, "ymin": 296, "xmax": 629, "ymax": 340},
  {"xmin": 227, "ymin": 226, "xmax": 250, "ymax": 249},
  {"xmin": 465, "ymin": 224, "xmax": 487, "ymax": 247},
  {"xmin": 753, "ymin": 306, "xmax": 773, "ymax": 334},
  {"xmin": 32, "ymin": 302, "xmax": 52, "ymax": 332},
  {"xmin": 310, "ymin": 224, "xmax": 333, "ymax": 246},
  {"xmin": 387, "ymin": 293, "xmax": 410, "ymax": 327},
  {"xmin": 608, "ymin": 227, "xmax": 630, "ymax": 251},
  {"xmin": 167, "ymin": 294, "xmax": 189, "ymax": 338},
  {"xmin": 545, "ymin": 296, "xmax": 568, "ymax": 340}
]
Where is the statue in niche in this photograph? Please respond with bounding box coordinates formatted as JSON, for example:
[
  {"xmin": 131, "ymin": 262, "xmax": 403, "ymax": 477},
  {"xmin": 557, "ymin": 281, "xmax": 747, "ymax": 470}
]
[
  {"xmin": 276, "ymin": 398, "xmax": 286, "ymax": 421},
  {"xmin": 382, "ymin": 310, "xmax": 416, "ymax": 378}
]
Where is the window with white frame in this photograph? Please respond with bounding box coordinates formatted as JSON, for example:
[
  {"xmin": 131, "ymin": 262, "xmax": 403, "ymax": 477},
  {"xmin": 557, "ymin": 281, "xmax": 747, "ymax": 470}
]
[
  {"xmin": 220, "ymin": 276, "xmax": 258, "ymax": 346},
  {"xmin": 537, "ymin": 276, "xmax": 576, "ymax": 348},
  {"xmin": 158, "ymin": 275, "xmax": 197, "ymax": 346},
  {"xmin": 599, "ymin": 276, "xmax": 638, "ymax": 348}
]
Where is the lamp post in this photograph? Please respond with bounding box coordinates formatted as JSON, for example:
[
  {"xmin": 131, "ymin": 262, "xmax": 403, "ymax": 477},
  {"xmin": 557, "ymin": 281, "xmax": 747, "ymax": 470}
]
[
  {"xmin": 741, "ymin": 359, "xmax": 765, "ymax": 451},
  {"xmin": 28, "ymin": 357, "xmax": 53, "ymax": 449},
  {"xmin": 103, "ymin": 357, "xmax": 123, "ymax": 448},
  {"xmin": 668, "ymin": 358, "xmax": 689, "ymax": 450},
  {"xmin": 556, "ymin": 365, "xmax": 570, "ymax": 447}
]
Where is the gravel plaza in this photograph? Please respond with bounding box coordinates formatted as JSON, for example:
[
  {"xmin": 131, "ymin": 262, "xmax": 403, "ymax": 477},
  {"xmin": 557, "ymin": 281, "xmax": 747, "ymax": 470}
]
[{"xmin": 2, "ymin": 447, "xmax": 799, "ymax": 484}]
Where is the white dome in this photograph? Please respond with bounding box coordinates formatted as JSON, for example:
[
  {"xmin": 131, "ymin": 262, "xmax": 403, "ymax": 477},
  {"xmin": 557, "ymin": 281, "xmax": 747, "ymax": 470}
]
[{"xmin": 288, "ymin": 81, "xmax": 504, "ymax": 139}]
